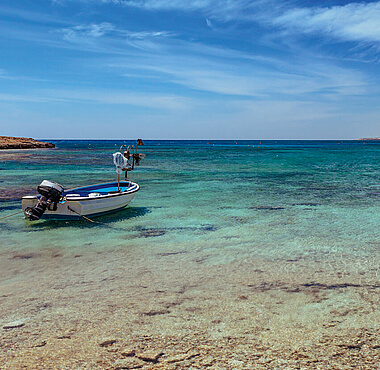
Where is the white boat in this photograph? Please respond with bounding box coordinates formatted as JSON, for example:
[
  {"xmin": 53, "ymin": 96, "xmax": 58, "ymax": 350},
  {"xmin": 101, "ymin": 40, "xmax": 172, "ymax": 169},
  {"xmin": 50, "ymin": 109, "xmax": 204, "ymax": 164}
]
[
  {"xmin": 22, "ymin": 180, "xmax": 139, "ymax": 220},
  {"xmin": 22, "ymin": 140, "xmax": 144, "ymax": 221}
]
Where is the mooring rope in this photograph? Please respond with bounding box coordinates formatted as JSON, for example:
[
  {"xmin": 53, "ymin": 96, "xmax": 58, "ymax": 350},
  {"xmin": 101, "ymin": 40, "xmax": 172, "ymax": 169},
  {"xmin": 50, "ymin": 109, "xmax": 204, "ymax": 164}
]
[
  {"xmin": 0, "ymin": 210, "xmax": 25, "ymax": 221},
  {"xmin": 0, "ymin": 207, "xmax": 101, "ymax": 224},
  {"xmin": 67, "ymin": 206, "xmax": 99, "ymax": 223}
]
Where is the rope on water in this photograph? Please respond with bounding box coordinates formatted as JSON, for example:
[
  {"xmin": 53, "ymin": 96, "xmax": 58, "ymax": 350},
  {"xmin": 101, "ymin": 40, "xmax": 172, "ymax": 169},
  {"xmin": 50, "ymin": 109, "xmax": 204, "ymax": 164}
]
[
  {"xmin": 0, "ymin": 207, "xmax": 101, "ymax": 224},
  {"xmin": 67, "ymin": 206, "xmax": 99, "ymax": 224},
  {"xmin": 0, "ymin": 210, "xmax": 25, "ymax": 221}
]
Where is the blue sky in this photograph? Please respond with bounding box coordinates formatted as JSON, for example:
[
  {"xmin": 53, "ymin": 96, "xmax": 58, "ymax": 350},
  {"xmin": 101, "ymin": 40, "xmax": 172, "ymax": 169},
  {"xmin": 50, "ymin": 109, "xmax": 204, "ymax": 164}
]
[{"xmin": 0, "ymin": 0, "xmax": 379, "ymax": 139}]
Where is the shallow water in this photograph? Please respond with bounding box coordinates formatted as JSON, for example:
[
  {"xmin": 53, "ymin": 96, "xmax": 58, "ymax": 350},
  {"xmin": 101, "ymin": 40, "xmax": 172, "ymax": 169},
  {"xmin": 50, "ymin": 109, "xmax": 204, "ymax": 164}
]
[
  {"xmin": 0, "ymin": 140, "xmax": 379, "ymax": 368},
  {"xmin": 1, "ymin": 140, "xmax": 379, "ymax": 260}
]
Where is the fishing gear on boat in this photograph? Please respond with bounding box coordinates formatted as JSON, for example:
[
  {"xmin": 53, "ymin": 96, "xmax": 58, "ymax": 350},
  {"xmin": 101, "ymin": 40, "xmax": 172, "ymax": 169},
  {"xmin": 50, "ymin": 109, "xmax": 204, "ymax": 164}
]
[{"xmin": 122, "ymin": 139, "xmax": 145, "ymax": 180}]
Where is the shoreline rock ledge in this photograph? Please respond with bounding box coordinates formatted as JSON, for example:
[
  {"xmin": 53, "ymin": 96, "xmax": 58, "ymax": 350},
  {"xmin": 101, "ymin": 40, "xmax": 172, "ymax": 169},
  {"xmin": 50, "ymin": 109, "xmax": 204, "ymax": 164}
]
[{"xmin": 0, "ymin": 136, "xmax": 55, "ymax": 149}]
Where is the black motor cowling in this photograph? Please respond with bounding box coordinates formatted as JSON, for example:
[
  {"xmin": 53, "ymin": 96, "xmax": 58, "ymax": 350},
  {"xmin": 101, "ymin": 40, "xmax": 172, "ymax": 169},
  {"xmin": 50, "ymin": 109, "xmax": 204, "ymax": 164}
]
[{"xmin": 24, "ymin": 180, "xmax": 64, "ymax": 221}]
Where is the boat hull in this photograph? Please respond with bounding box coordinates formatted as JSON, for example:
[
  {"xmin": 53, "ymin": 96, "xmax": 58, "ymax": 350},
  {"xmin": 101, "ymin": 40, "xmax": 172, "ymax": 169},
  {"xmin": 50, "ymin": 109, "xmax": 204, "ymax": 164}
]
[{"xmin": 22, "ymin": 181, "xmax": 139, "ymax": 220}]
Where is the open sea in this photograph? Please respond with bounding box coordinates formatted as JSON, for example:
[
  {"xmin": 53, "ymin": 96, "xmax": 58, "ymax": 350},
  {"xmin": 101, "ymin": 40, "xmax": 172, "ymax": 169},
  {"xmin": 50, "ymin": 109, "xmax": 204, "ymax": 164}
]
[{"xmin": 1, "ymin": 140, "xmax": 380, "ymax": 368}]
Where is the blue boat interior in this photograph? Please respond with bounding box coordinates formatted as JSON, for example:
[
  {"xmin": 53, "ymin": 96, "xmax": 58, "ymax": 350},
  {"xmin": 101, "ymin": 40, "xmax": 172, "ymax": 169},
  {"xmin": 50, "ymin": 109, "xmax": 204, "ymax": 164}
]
[{"xmin": 63, "ymin": 181, "xmax": 136, "ymax": 197}]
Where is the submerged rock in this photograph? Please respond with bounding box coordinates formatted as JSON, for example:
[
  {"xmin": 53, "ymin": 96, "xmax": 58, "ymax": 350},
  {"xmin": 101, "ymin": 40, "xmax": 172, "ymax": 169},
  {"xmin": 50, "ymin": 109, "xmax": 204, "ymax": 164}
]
[
  {"xmin": 113, "ymin": 358, "xmax": 145, "ymax": 369},
  {"xmin": 135, "ymin": 350, "xmax": 163, "ymax": 362},
  {"xmin": 99, "ymin": 338, "xmax": 117, "ymax": 347},
  {"xmin": 32, "ymin": 340, "xmax": 47, "ymax": 348},
  {"xmin": 120, "ymin": 348, "xmax": 136, "ymax": 357},
  {"xmin": 143, "ymin": 309, "xmax": 170, "ymax": 316},
  {"xmin": 3, "ymin": 320, "xmax": 25, "ymax": 329},
  {"xmin": 165, "ymin": 350, "xmax": 200, "ymax": 363}
]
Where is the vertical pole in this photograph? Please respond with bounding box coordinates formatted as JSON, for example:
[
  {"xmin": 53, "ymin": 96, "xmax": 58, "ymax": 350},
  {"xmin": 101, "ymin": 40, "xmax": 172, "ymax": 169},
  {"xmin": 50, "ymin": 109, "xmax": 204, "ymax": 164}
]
[{"xmin": 118, "ymin": 173, "xmax": 120, "ymax": 191}]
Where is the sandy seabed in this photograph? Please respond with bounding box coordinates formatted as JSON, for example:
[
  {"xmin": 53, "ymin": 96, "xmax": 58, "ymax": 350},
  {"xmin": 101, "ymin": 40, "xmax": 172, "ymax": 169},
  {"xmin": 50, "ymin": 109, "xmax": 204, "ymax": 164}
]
[{"xmin": 1, "ymin": 243, "xmax": 379, "ymax": 370}]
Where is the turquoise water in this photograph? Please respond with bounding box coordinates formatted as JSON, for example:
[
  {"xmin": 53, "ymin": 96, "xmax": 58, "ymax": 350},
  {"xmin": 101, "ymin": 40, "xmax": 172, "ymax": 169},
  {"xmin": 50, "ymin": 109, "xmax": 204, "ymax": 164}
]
[{"xmin": 1, "ymin": 140, "xmax": 379, "ymax": 265}]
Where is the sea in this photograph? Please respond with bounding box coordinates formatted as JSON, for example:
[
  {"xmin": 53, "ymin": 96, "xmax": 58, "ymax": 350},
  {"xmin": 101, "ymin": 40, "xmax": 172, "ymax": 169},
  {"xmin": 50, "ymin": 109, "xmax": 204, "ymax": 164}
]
[
  {"xmin": 0, "ymin": 140, "xmax": 379, "ymax": 368},
  {"xmin": 1, "ymin": 140, "xmax": 379, "ymax": 259}
]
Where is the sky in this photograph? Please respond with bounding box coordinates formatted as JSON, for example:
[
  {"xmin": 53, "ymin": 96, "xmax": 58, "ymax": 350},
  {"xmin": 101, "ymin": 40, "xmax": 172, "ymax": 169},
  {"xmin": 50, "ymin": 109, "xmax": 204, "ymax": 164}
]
[{"xmin": 0, "ymin": 0, "xmax": 379, "ymax": 139}]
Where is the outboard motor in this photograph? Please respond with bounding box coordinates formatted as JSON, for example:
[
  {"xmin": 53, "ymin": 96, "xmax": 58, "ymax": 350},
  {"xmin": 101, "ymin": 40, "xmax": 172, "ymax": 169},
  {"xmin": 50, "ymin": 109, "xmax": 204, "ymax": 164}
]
[{"xmin": 24, "ymin": 180, "xmax": 64, "ymax": 221}]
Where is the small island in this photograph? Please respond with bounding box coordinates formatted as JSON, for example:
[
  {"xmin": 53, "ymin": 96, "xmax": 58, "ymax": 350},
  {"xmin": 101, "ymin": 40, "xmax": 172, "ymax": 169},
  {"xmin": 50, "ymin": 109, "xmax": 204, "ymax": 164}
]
[{"xmin": 0, "ymin": 136, "xmax": 55, "ymax": 149}]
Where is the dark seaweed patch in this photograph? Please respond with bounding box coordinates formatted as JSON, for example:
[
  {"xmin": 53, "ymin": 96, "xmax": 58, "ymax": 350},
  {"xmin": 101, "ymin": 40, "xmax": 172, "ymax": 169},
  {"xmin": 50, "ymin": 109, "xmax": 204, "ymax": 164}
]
[
  {"xmin": 292, "ymin": 203, "xmax": 321, "ymax": 206},
  {"xmin": 231, "ymin": 216, "xmax": 249, "ymax": 223},
  {"xmin": 301, "ymin": 282, "xmax": 380, "ymax": 290},
  {"xmin": 250, "ymin": 206, "xmax": 285, "ymax": 210},
  {"xmin": 365, "ymin": 192, "xmax": 380, "ymax": 198},
  {"xmin": 157, "ymin": 251, "xmax": 188, "ymax": 256},
  {"xmin": 200, "ymin": 224, "xmax": 217, "ymax": 232},
  {"xmin": 139, "ymin": 228, "xmax": 166, "ymax": 237},
  {"xmin": 134, "ymin": 224, "xmax": 217, "ymax": 237},
  {"xmin": 12, "ymin": 253, "xmax": 40, "ymax": 259},
  {"xmin": 247, "ymin": 281, "xmax": 380, "ymax": 293},
  {"xmin": 143, "ymin": 309, "xmax": 170, "ymax": 316},
  {"xmin": 0, "ymin": 188, "xmax": 35, "ymax": 201}
]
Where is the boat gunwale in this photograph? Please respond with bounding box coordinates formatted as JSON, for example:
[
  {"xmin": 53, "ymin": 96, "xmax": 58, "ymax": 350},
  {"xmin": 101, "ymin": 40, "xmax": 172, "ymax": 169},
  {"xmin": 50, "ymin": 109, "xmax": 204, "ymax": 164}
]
[{"xmin": 22, "ymin": 181, "xmax": 140, "ymax": 202}]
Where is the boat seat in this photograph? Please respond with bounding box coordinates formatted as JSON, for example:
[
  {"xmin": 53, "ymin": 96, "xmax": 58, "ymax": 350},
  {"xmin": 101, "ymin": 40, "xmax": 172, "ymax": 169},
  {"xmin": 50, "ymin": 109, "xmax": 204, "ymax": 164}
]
[{"xmin": 88, "ymin": 192, "xmax": 102, "ymax": 198}]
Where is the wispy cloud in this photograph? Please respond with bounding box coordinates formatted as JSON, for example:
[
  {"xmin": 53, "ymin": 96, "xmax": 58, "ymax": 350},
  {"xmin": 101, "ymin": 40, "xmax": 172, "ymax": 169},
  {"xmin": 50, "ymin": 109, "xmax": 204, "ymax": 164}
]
[
  {"xmin": 53, "ymin": 21, "xmax": 371, "ymax": 99},
  {"xmin": 59, "ymin": 23, "xmax": 114, "ymax": 41},
  {"xmin": 0, "ymin": 89, "xmax": 195, "ymax": 111},
  {"xmin": 93, "ymin": 0, "xmax": 268, "ymax": 21},
  {"xmin": 108, "ymin": 47, "xmax": 368, "ymax": 98},
  {"xmin": 100, "ymin": 0, "xmax": 212, "ymax": 11},
  {"xmin": 0, "ymin": 93, "xmax": 66, "ymax": 103},
  {"xmin": 270, "ymin": 2, "xmax": 380, "ymax": 43},
  {"xmin": 0, "ymin": 5, "xmax": 70, "ymax": 26},
  {"xmin": 99, "ymin": 0, "xmax": 380, "ymax": 45},
  {"xmin": 49, "ymin": 0, "xmax": 380, "ymax": 47},
  {"xmin": 58, "ymin": 22, "xmax": 173, "ymax": 43},
  {"xmin": 2, "ymin": 2, "xmax": 372, "ymax": 100}
]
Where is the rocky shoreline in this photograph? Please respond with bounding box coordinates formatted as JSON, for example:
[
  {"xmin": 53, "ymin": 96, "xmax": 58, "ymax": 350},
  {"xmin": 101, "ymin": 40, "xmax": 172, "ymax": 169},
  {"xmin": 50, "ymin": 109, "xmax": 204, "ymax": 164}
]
[{"xmin": 0, "ymin": 136, "xmax": 55, "ymax": 149}]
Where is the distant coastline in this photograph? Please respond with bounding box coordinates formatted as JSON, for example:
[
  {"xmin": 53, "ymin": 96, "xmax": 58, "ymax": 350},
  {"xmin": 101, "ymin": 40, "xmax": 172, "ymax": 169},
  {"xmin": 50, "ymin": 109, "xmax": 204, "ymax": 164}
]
[
  {"xmin": 0, "ymin": 136, "xmax": 55, "ymax": 149},
  {"xmin": 357, "ymin": 137, "xmax": 380, "ymax": 141}
]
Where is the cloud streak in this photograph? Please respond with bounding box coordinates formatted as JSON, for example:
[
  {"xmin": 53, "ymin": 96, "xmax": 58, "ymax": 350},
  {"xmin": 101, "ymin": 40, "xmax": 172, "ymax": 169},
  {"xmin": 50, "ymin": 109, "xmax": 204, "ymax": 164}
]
[
  {"xmin": 99, "ymin": 0, "xmax": 380, "ymax": 44},
  {"xmin": 0, "ymin": 89, "xmax": 195, "ymax": 111},
  {"xmin": 109, "ymin": 46, "xmax": 368, "ymax": 98},
  {"xmin": 52, "ymin": 0, "xmax": 380, "ymax": 46},
  {"xmin": 2, "ymin": 2, "xmax": 373, "ymax": 100},
  {"xmin": 58, "ymin": 22, "xmax": 173, "ymax": 42},
  {"xmin": 271, "ymin": 2, "xmax": 380, "ymax": 43}
]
